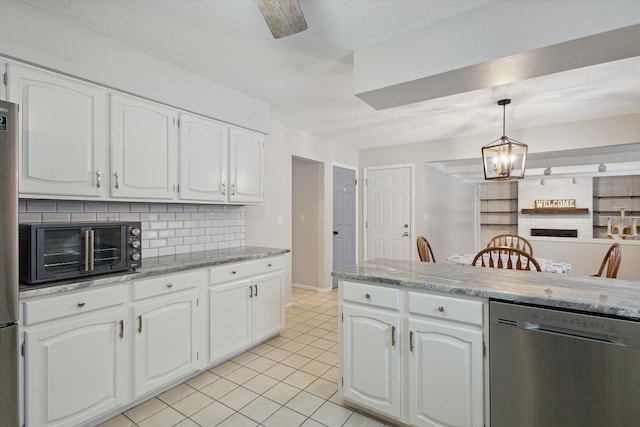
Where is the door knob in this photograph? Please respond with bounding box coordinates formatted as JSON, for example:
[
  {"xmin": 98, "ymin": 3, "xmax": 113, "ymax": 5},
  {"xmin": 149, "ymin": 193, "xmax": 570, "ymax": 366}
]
[
  {"xmin": 403, "ymin": 232, "xmax": 409, "ymax": 237},
  {"xmin": 333, "ymin": 231, "xmax": 339, "ymax": 235}
]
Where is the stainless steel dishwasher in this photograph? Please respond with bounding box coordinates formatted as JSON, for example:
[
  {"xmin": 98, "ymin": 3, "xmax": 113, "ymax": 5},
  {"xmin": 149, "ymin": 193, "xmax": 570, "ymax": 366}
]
[{"xmin": 490, "ymin": 301, "xmax": 640, "ymax": 427}]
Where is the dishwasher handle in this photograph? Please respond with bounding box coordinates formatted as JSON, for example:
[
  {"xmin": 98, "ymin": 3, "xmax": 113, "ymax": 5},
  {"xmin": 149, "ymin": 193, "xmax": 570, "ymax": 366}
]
[{"xmin": 525, "ymin": 322, "xmax": 627, "ymax": 347}]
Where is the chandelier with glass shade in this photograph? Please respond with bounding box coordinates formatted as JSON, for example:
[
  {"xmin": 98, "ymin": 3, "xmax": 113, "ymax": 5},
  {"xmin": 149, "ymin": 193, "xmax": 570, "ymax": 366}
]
[{"xmin": 482, "ymin": 99, "xmax": 528, "ymax": 180}]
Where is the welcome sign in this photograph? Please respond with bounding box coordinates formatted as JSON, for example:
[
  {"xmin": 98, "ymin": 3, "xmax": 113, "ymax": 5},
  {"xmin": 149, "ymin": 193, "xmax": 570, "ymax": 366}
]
[{"xmin": 534, "ymin": 199, "xmax": 576, "ymax": 209}]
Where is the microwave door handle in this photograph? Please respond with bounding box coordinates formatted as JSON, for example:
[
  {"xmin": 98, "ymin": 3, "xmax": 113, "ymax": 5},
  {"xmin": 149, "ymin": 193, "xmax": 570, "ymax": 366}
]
[
  {"xmin": 83, "ymin": 230, "xmax": 90, "ymax": 272},
  {"xmin": 89, "ymin": 229, "xmax": 95, "ymax": 271}
]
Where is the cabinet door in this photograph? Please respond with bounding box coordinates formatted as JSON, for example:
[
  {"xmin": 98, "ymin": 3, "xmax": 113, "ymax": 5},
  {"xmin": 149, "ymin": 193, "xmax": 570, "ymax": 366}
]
[
  {"xmin": 251, "ymin": 272, "xmax": 284, "ymax": 342},
  {"xmin": 179, "ymin": 113, "xmax": 229, "ymax": 202},
  {"xmin": 341, "ymin": 303, "xmax": 401, "ymax": 419},
  {"xmin": 408, "ymin": 317, "xmax": 483, "ymax": 427},
  {"xmin": 7, "ymin": 63, "xmax": 107, "ymax": 198},
  {"xmin": 110, "ymin": 94, "xmax": 178, "ymax": 200},
  {"xmin": 209, "ymin": 279, "xmax": 252, "ymax": 364},
  {"xmin": 228, "ymin": 127, "xmax": 264, "ymax": 203},
  {"xmin": 132, "ymin": 290, "xmax": 198, "ymax": 398},
  {"xmin": 25, "ymin": 309, "xmax": 127, "ymax": 427}
]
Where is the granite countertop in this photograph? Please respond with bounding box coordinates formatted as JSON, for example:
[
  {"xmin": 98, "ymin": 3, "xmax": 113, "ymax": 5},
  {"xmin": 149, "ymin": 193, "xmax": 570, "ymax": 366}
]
[
  {"xmin": 20, "ymin": 246, "xmax": 290, "ymax": 299},
  {"xmin": 332, "ymin": 259, "xmax": 640, "ymax": 319}
]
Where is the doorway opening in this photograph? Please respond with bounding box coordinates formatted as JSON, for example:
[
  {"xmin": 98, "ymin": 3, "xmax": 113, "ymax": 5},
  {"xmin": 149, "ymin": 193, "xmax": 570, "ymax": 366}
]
[{"xmin": 292, "ymin": 157, "xmax": 324, "ymax": 290}]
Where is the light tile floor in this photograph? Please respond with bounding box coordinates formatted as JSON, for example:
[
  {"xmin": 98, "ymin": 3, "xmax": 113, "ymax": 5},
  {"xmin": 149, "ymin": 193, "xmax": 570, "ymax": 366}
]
[{"xmin": 97, "ymin": 288, "xmax": 394, "ymax": 427}]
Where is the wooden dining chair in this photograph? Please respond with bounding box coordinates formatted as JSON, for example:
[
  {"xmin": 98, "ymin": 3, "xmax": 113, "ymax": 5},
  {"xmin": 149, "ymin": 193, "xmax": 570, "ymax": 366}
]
[
  {"xmin": 416, "ymin": 236, "xmax": 436, "ymax": 263},
  {"xmin": 472, "ymin": 247, "xmax": 541, "ymax": 271},
  {"xmin": 592, "ymin": 243, "xmax": 622, "ymax": 279},
  {"xmin": 487, "ymin": 234, "xmax": 533, "ymax": 255}
]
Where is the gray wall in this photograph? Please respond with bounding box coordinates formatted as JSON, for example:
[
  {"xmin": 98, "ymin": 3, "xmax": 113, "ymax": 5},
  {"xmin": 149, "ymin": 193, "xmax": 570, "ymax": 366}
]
[{"xmin": 291, "ymin": 158, "xmax": 323, "ymax": 288}]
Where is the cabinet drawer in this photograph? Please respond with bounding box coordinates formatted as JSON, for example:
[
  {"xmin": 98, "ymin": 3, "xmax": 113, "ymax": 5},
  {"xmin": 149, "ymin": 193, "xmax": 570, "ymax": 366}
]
[
  {"xmin": 133, "ymin": 269, "xmax": 206, "ymax": 300},
  {"xmin": 408, "ymin": 292, "xmax": 484, "ymax": 326},
  {"xmin": 210, "ymin": 256, "xmax": 283, "ymax": 284},
  {"xmin": 342, "ymin": 281, "xmax": 400, "ymax": 310},
  {"xmin": 23, "ymin": 285, "xmax": 126, "ymax": 326}
]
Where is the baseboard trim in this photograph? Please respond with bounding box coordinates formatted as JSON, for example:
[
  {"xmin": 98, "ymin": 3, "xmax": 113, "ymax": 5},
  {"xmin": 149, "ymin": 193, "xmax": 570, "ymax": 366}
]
[{"xmin": 292, "ymin": 283, "xmax": 333, "ymax": 293}]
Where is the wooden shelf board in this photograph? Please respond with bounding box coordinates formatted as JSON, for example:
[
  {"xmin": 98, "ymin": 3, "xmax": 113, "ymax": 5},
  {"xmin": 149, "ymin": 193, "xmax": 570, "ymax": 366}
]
[{"xmin": 521, "ymin": 208, "xmax": 589, "ymax": 215}]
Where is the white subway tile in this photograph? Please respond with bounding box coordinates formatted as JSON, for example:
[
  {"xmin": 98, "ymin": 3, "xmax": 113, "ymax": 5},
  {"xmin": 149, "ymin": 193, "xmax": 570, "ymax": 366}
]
[
  {"xmin": 150, "ymin": 239, "xmax": 167, "ymax": 248},
  {"xmin": 71, "ymin": 213, "xmax": 97, "ymax": 222},
  {"xmin": 159, "ymin": 213, "xmax": 175, "ymax": 221},
  {"xmin": 142, "ymin": 248, "xmax": 158, "ymax": 258},
  {"xmin": 205, "ymin": 242, "xmax": 218, "ymax": 251},
  {"xmin": 175, "ymin": 245, "xmax": 191, "ymax": 254},
  {"xmin": 150, "ymin": 221, "xmax": 168, "ymax": 230},
  {"xmin": 168, "ymin": 221, "xmax": 183, "ymax": 229},
  {"xmin": 158, "ymin": 247, "xmax": 176, "ymax": 257},
  {"xmin": 190, "ymin": 243, "xmax": 205, "ymax": 252},
  {"xmin": 159, "ymin": 229, "xmax": 175, "ymax": 238}
]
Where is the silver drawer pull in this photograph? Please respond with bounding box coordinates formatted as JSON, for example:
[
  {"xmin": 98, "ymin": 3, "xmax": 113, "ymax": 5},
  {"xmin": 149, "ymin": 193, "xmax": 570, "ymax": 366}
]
[
  {"xmin": 267, "ymin": 263, "xmax": 272, "ymax": 267},
  {"xmin": 437, "ymin": 305, "xmax": 445, "ymax": 312},
  {"xmin": 231, "ymin": 270, "xmax": 237, "ymax": 275},
  {"xmin": 365, "ymin": 293, "xmax": 371, "ymax": 300},
  {"xmin": 77, "ymin": 302, "xmax": 86, "ymax": 308},
  {"xmin": 167, "ymin": 282, "xmax": 173, "ymax": 288}
]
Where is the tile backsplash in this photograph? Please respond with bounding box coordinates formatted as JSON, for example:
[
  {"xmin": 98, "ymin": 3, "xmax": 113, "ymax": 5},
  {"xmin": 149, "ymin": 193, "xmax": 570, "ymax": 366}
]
[{"xmin": 19, "ymin": 200, "xmax": 246, "ymax": 258}]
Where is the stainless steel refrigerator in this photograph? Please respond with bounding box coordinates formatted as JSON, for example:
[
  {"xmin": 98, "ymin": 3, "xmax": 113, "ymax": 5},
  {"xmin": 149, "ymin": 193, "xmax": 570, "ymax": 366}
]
[{"xmin": 0, "ymin": 100, "xmax": 19, "ymax": 427}]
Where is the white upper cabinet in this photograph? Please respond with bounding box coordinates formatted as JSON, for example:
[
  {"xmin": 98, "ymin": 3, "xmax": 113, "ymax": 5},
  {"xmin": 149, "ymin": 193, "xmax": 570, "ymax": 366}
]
[
  {"xmin": 229, "ymin": 127, "xmax": 264, "ymax": 204},
  {"xmin": 8, "ymin": 63, "xmax": 108, "ymax": 198},
  {"xmin": 7, "ymin": 60, "xmax": 265, "ymax": 204},
  {"xmin": 179, "ymin": 113, "xmax": 228, "ymax": 202},
  {"xmin": 110, "ymin": 94, "xmax": 178, "ymax": 200}
]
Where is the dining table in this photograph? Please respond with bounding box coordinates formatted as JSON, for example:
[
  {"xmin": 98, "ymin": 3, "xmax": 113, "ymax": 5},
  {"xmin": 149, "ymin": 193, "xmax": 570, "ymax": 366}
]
[{"xmin": 445, "ymin": 252, "xmax": 572, "ymax": 274}]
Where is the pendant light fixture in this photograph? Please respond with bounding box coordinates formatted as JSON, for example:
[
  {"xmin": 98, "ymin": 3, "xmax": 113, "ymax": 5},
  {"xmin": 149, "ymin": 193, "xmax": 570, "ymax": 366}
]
[{"xmin": 482, "ymin": 99, "xmax": 528, "ymax": 180}]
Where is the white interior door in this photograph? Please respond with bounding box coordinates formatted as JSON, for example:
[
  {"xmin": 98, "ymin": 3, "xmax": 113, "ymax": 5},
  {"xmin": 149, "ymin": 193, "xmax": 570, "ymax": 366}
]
[{"xmin": 365, "ymin": 166, "xmax": 412, "ymax": 261}]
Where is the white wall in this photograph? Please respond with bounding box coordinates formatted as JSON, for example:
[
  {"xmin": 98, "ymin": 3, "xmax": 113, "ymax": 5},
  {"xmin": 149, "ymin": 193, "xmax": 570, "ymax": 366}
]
[
  {"xmin": 423, "ymin": 165, "xmax": 476, "ymax": 260},
  {"xmin": 0, "ymin": 0, "xmax": 270, "ymax": 133},
  {"xmin": 245, "ymin": 121, "xmax": 358, "ymax": 303}
]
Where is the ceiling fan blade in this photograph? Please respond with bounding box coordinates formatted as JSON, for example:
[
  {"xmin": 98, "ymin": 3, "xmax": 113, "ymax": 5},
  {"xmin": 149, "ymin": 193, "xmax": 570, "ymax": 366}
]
[{"xmin": 255, "ymin": 0, "xmax": 308, "ymax": 39}]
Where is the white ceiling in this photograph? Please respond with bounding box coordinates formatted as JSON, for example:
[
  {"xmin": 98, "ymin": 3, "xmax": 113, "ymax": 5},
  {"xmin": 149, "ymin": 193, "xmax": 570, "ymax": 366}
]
[{"xmin": 18, "ymin": 0, "xmax": 640, "ymax": 160}]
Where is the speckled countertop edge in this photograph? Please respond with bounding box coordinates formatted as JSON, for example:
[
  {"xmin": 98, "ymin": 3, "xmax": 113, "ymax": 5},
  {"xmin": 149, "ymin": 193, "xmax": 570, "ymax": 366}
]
[
  {"xmin": 19, "ymin": 246, "xmax": 290, "ymax": 299},
  {"xmin": 332, "ymin": 259, "xmax": 640, "ymax": 320}
]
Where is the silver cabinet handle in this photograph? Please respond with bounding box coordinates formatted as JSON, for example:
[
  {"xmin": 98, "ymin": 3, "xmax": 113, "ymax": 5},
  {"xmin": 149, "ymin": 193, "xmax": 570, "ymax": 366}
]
[
  {"xmin": 254, "ymin": 284, "xmax": 258, "ymax": 297},
  {"xmin": 231, "ymin": 183, "xmax": 236, "ymax": 196},
  {"xmin": 83, "ymin": 230, "xmax": 90, "ymax": 272},
  {"xmin": 96, "ymin": 170, "xmax": 101, "ymax": 188},
  {"xmin": 137, "ymin": 315, "xmax": 142, "ymax": 333},
  {"xmin": 410, "ymin": 331, "xmax": 414, "ymax": 352},
  {"xmin": 167, "ymin": 282, "xmax": 173, "ymax": 289},
  {"xmin": 249, "ymin": 285, "xmax": 253, "ymax": 298},
  {"xmin": 114, "ymin": 172, "xmax": 120, "ymax": 189},
  {"xmin": 231, "ymin": 270, "xmax": 237, "ymax": 275},
  {"xmin": 267, "ymin": 263, "xmax": 272, "ymax": 268},
  {"xmin": 89, "ymin": 230, "xmax": 95, "ymax": 271},
  {"xmin": 119, "ymin": 320, "xmax": 124, "ymax": 339},
  {"xmin": 77, "ymin": 302, "xmax": 86, "ymax": 308},
  {"xmin": 365, "ymin": 293, "xmax": 371, "ymax": 300},
  {"xmin": 391, "ymin": 326, "xmax": 396, "ymax": 347},
  {"xmin": 437, "ymin": 305, "xmax": 445, "ymax": 312},
  {"xmin": 221, "ymin": 182, "xmax": 226, "ymax": 196}
]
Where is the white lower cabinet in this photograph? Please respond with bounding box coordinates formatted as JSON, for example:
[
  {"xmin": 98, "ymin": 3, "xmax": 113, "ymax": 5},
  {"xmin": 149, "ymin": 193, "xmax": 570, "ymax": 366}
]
[
  {"xmin": 23, "ymin": 286, "xmax": 128, "ymax": 427},
  {"xmin": 408, "ymin": 317, "xmax": 483, "ymax": 427},
  {"xmin": 209, "ymin": 278, "xmax": 252, "ymax": 363},
  {"xmin": 342, "ymin": 303, "xmax": 401, "ymax": 419},
  {"xmin": 209, "ymin": 258, "xmax": 284, "ymax": 364},
  {"xmin": 339, "ymin": 281, "xmax": 486, "ymax": 427},
  {"xmin": 131, "ymin": 271, "xmax": 202, "ymax": 398}
]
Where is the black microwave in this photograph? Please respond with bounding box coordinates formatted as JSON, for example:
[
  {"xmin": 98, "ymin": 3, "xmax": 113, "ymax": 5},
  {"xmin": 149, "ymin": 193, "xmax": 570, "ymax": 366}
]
[{"xmin": 19, "ymin": 222, "xmax": 142, "ymax": 285}]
